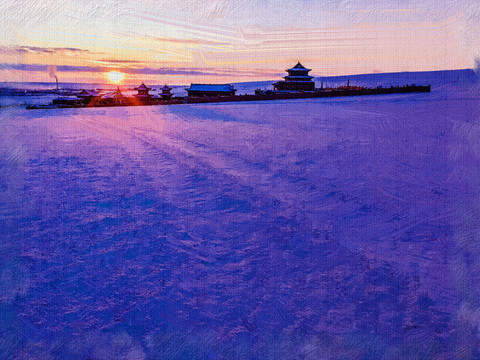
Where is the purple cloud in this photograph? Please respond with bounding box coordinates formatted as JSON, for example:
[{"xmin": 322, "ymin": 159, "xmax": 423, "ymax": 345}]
[
  {"xmin": 0, "ymin": 63, "xmax": 282, "ymax": 78},
  {"xmin": 0, "ymin": 46, "xmax": 93, "ymax": 54}
]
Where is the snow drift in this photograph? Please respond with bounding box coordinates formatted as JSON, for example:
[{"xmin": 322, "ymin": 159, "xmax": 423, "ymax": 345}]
[{"xmin": 0, "ymin": 69, "xmax": 479, "ymax": 359}]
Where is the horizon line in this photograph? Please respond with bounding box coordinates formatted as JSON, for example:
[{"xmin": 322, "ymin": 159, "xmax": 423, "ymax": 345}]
[{"xmin": 1, "ymin": 68, "xmax": 474, "ymax": 88}]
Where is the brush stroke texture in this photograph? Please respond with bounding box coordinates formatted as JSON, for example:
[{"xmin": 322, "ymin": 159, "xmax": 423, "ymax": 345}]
[{"xmin": 0, "ymin": 71, "xmax": 479, "ymax": 358}]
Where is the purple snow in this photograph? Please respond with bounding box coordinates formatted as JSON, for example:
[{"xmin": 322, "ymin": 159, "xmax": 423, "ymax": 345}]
[{"xmin": 0, "ymin": 70, "xmax": 480, "ymax": 359}]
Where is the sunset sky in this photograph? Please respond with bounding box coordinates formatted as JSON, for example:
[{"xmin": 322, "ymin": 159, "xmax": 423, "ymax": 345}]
[{"xmin": 1, "ymin": 0, "xmax": 479, "ymax": 85}]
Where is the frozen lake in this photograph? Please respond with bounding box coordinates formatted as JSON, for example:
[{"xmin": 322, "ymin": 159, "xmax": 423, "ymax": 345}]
[{"xmin": 1, "ymin": 71, "xmax": 480, "ymax": 358}]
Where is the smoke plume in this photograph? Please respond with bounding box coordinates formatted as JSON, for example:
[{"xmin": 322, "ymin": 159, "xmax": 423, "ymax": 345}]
[{"xmin": 47, "ymin": 65, "xmax": 57, "ymax": 78}]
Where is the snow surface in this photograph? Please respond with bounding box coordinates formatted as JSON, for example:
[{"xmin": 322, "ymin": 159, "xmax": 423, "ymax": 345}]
[{"xmin": 1, "ymin": 70, "xmax": 480, "ymax": 359}]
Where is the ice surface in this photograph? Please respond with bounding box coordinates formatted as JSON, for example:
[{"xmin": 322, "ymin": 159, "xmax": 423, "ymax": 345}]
[{"xmin": 0, "ymin": 70, "xmax": 480, "ymax": 358}]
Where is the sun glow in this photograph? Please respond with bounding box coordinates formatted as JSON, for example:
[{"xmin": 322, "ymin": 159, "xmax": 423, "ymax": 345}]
[{"xmin": 106, "ymin": 71, "xmax": 125, "ymax": 84}]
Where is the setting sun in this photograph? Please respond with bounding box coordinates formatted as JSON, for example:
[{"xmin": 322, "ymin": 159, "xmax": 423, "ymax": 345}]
[{"xmin": 106, "ymin": 71, "xmax": 125, "ymax": 84}]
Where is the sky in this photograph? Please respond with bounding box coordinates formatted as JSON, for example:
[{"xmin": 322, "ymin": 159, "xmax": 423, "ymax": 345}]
[{"xmin": 0, "ymin": 0, "xmax": 479, "ymax": 85}]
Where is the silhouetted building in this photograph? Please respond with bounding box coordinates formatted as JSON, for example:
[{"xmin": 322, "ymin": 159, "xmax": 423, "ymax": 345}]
[
  {"xmin": 134, "ymin": 83, "xmax": 153, "ymax": 102},
  {"xmin": 77, "ymin": 89, "xmax": 102, "ymax": 105},
  {"xmin": 53, "ymin": 97, "xmax": 83, "ymax": 106},
  {"xmin": 114, "ymin": 87, "xmax": 125, "ymax": 104},
  {"xmin": 101, "ymin": 87, "xmax": 126, "ymax": 105},
  {"xmin": 160, "ymin": 84, "xmax": 173, "ymax": 100},
  {"xmin": 273, "ymin": 62, "xmax": 315, "ymax": 92},
  {"xmin": 186, "ymin": 84, "xmax": 236, "ymax": 97}
]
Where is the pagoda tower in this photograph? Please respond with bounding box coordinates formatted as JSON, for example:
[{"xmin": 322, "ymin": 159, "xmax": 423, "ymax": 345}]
[
  {"xmin": 160, "ymin": 84, "xmax": 173, "ymax": 100},
  {"xmin": 273, "ymin": 62, "xmax": 315, "ymax": 92},
  {"xmin": 114, "ymin": 87, "xmax": 125, "ymax": 104},
  {"xmin": 134, "ymin": 83, "xmax": 153, "ymax": 102}
]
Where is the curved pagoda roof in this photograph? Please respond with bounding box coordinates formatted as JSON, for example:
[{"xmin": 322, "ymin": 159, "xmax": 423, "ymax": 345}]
[
  {"xmin": 284, "ymin": 75, "xmax": 314, "ymax": 79},
  {"xmin": 161, "ymin": 84, "xmax": 172, "ymax": 91},
  {"xmin": 135, "ymin": 83, "xmax": 151, "ymax": 91},
  {"xmin": 287, "ymin": 62, "xmax": 311, "ymax": 72},
  {"xmin": 101, "ymin": 91, "xmax": 116, "ymax": 99},
  {"xmin": 77, "ymin": 89, "xmax": 101, "ymax": 97}
]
